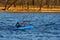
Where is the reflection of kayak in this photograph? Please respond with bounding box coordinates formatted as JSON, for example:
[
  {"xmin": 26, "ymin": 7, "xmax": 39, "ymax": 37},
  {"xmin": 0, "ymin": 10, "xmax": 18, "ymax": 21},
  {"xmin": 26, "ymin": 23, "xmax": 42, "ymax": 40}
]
[{"xmin": 8, "ymin": 26, "xmax": 34, "ymax": 30}]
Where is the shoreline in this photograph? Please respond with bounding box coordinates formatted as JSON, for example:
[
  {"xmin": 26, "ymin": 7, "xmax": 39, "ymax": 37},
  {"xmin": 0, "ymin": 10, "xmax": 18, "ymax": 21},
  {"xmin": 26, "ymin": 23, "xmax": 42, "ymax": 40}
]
[{"xmin": 0, "ymin": 6, "xmax": 60, "ymax": 12}]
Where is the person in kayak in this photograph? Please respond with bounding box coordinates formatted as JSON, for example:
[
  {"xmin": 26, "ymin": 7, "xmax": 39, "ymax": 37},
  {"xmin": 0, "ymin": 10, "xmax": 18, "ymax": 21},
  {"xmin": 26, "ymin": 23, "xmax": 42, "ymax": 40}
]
[
  {"xmin": 23, "ymin": 20, "xmax": 27, "ymax": 26},
  {"xmin": 15, "ymin": 22, "xmax": 22, "ymax": 28},
  {"xmin": 15, "ymin": 20, "xmax": 27, "ymax": 28}
]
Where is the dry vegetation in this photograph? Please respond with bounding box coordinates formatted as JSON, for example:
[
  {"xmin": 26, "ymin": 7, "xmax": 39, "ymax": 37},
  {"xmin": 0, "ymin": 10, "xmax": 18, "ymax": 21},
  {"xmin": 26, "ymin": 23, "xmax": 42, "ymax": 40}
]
[{"xmin": 0, "ymin": 0, "xmax": 60, "ymax": 12}]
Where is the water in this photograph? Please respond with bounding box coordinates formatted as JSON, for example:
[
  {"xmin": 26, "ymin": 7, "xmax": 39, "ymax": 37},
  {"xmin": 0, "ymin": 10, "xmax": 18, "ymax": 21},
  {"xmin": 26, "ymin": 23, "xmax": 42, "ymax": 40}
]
[{"xmin": 0, "ymin": 12, "xmax": 60, "ymax": 40}]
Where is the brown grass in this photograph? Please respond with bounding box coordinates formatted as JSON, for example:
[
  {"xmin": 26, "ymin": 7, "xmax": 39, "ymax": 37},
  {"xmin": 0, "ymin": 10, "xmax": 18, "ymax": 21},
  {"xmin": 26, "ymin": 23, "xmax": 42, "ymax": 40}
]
[{"xmin": 0, "ymin": 6, "xmax": 60, "ymax": 12}]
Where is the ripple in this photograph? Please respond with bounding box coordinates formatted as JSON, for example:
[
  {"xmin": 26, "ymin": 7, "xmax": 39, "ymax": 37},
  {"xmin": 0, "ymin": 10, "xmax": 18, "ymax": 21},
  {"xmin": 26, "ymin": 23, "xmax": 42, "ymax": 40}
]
[{"xmin": 0, "ymin": 12, "xmax": 60, "ymax": 40}]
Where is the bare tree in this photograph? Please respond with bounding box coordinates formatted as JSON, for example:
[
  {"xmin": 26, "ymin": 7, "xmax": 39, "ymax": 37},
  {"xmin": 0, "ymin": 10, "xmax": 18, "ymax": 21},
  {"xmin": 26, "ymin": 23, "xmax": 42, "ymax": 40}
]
[
  {"xmin": 2, "ymin": 0, "xmax": 9, "ymax": 10},
  {"xmin": 46, "ymin": 0, "xmax": 50, "ymax": 8},
  {"xmin": 27, "ymin": 1, "xmax": 29, "ymax": 10},
  {"xmin": 32, "ymin": 0, "xmax": 34, "ymax": 5},
  {"xmin": 39, "ymin": 0, "xmax": 43, "ymax": 10},
  {"xmin": 2, "ymin": 0, "xmax": 17, "ymax": 10}
]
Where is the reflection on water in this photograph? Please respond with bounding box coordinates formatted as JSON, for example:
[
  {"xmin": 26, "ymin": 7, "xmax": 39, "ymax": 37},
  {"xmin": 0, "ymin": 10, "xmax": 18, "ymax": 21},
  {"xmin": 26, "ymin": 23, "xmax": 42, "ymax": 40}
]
[{"xmin": 0, "ymin": 12, "xmax": 60, "ymax": 40}]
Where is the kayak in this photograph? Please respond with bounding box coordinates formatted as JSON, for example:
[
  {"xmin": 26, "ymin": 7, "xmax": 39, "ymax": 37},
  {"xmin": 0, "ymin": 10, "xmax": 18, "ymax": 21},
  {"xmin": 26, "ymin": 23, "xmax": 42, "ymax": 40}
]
[{"xmin": 8, "ymin": 26, "xmax": 34, "ymax": 30}]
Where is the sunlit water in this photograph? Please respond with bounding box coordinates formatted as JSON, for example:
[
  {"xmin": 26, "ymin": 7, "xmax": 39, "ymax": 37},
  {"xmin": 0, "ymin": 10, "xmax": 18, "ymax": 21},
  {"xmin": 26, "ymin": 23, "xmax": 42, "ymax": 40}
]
[{"xmin": 0, "ymin": 12, "xmax": 60, "ymax": 40}]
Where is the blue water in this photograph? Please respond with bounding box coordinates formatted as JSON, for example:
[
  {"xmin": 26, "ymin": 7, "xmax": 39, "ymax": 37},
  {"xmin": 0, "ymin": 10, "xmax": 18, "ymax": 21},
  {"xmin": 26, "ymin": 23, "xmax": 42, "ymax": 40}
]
[{"xmin": 0, "ymin": 12, "xmax": 60, "ymax": 40}]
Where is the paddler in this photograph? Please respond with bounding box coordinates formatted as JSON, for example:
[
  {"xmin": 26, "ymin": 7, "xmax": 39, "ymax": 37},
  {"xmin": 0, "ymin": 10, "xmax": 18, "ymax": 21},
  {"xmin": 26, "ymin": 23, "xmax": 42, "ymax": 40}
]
[
  {"xmin": 15, "ymin": 22, "xmax": 22, "ymax": 28},
  {"xmin": 15, "ymin": 20, "xmax": 27, "ymax": 28},
  {"xmin": 23, "ymin": 20, "xmax": 27, "ymax": 26}
]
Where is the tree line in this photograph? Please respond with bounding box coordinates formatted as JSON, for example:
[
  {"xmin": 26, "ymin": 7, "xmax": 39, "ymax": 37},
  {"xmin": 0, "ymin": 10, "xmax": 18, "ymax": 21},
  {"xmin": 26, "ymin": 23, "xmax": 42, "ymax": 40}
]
[{"xmin": 0, "ymin": 0, "xmax": 60, "ymax": 10}]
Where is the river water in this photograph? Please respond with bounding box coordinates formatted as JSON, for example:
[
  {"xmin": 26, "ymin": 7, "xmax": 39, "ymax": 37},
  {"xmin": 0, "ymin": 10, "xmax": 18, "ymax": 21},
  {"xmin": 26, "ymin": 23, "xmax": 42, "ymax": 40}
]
[{"xmin": 0, "ymin": 12, "xmax": 60, "ymax": 40}]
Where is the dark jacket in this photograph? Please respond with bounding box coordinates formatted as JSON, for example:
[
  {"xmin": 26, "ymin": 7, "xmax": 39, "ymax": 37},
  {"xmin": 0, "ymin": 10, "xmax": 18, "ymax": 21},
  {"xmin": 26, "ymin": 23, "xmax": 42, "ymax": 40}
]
[{"xmin": 16, "ymin": 22, "xmax": 21, "ymax": 28}]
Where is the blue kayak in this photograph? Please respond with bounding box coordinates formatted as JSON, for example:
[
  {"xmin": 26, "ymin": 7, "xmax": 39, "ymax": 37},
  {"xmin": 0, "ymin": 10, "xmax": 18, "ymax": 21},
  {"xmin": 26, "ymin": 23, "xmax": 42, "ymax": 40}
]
[{"xmin": 8, "ymin": 26, "xmax": 34, "ymax": 30}]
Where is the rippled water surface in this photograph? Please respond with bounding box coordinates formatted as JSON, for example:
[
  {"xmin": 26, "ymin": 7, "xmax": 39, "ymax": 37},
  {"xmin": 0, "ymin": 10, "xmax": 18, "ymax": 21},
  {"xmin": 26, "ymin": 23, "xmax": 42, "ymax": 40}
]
[{"xmin": 0, "ymin": 12, "xmax": 60, "ymax": 40}]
